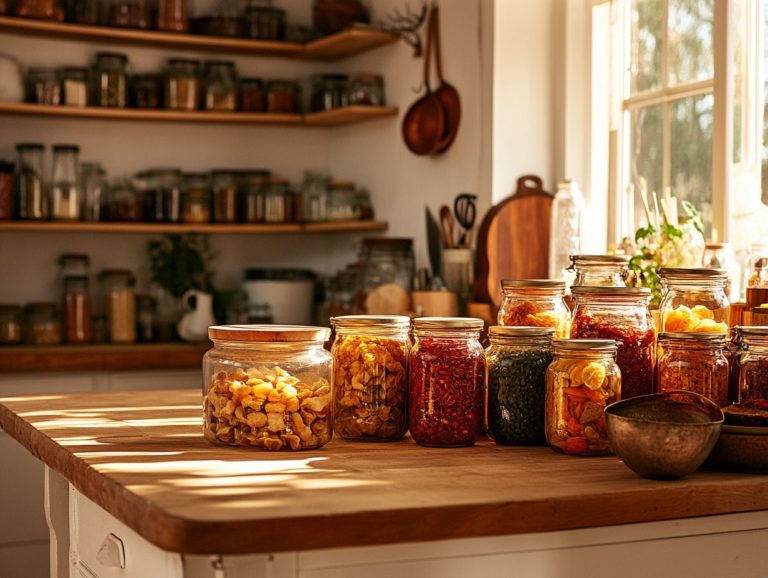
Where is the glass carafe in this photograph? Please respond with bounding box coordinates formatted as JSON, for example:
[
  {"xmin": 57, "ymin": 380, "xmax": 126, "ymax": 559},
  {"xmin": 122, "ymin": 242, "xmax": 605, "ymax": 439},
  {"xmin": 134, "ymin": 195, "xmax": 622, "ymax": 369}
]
[{"xmin": 548, "ymin": 180, "xmax": 584, "ymax": 279}]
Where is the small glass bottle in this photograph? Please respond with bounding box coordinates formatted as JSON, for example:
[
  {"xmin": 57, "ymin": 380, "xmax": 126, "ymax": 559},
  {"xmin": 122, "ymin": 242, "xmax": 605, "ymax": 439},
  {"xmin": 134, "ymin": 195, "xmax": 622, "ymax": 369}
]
[
  {"xmin": 166, "ymin": 59, "xmax": 199, "ymax": 111},
  {"xmin": 0, "ymin": 161, "xmax": 13, "ymax": 221},
  {"xmin": 656, "ymin": 332, "xmax": 729, "ymax": 407},
  {"xmin": 81, "ymin": 162, "xmax": 106, "ymax": 222},
  {"xmin": 135, "ymin": 294, "xmax": 157, "ymax": 342},
  {"xmin": 245, "ymin": 0, "xmax": 286, "ymax": 40},
  {"xmin": 92, "ymin": 52, "xmax": 128, "ymax": 108},
  {"xmin": 408, "ymin": 317, "xmax": 486, "ymax": 447},
  {"xmin": 331, "ymin": 315, "xmax": 410, "ymax": 441},
  {"xmin": 100, "ymin": 269, "xmax": 136, "ymax": 343},
  {"xmin": 23, "ymin": 303, "xmax": 62, "ymax": 345},
  {"xmin": 241, "ymin": 171, "xmax": 270, "ymax": 222},
  {"xmin": 50, "ymin": 144, "xmax": 81, "ymax": 221},
  {"xmin": 203, "ymin": 61, "xmax": 238, "ymax": 111},
  {"xmin": 301, "ymin": 170, "xmax": 329, "ymax": 222},
  {"xmin": 548, "ymin": 180, "xmax": 584, "ymax": 279},
  {"xmin": 182, "ymin": 173, "xmax": 211, "ymax": 223},
  {"xmin": 545, "ymin": 339, "xmax": 620, "ymax": 456},
  {"xmin": 659, "ymin": 268, "xmax": 730, "ymax": 334},
  {"xmin": 203, "ymin": 325, "xmax": 333, "ymax": 450},
  {"xmin": 498, "ymin": 279, "xmax": 570, "ymax": 338},
  {"xmin": 0, "ymin": 305, "xmax": 22, "ymax": 345},
  {"xmin": 262, "ymin": 178, "xmax": 290, "ymax": 223},
  {"xmin": 27, "ymin": 68, "xmax": 61, "ymax": 105},
  {"xmin": 60, "ymin": 67, "xmax": 88, "ymax": 107},
  {"xmin": 156, "ymin": 0, "xmax": 188, "ymax": 31},
  {"xmin": 486, "ymin": 326, "xmax": 554, "ymax": 446},
  {"xmin": 63, "ymin": 275, "xmax": 92, "ymax": 344},
  {"xmin": 14, "ymin": 143, "xmax": 47, "ymax": 220},
  {"xmin": 211, "ymin": 170, "xmax": 239, "ymax": 223},
  {"xmin": 105, "ymin": 178, "xmax": 143, "ymax": 221},
  {"xmin": 240, "ymin": 78, "xmax": 265, "ymax": 112},
  {"xmin": 145, "ymin": 168, "xmax": 182, "ymax": 223},
  {"xmin": 569, "ymin": 254, "xmax": 630, "ymax": 288},
  {"xmin": 326, "ymin": 180, "xmax": 357, "ymax": 221}
]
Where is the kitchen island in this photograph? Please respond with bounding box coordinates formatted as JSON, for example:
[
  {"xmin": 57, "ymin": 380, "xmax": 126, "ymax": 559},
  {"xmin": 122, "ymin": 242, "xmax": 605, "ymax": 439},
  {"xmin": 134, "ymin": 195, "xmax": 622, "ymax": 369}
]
[{"xmin": 1, "ymin": 389, "xmax": 767, "ymax": 577}]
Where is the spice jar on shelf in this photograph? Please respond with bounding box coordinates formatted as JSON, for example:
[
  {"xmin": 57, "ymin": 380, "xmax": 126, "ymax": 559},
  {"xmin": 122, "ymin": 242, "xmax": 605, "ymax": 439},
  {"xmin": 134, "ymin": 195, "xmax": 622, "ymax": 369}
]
[
  {"xmin": 301, "ymin": 170, "xmax": 329, "ymax": 222},
  {"xmin": 92, "ymin": 52, "xmax": 128, "ymax": 108},
  {"xmin": 166, "ymin": 59, "xmax": 199, "ymax": 111},
  {"xmin": 131, "ymin": 74, "xmax": 162, "ymax": 109},
  {"xmin": 50, "ymin": 144, "xmax": 82, "ymax": 221},
  {"xmin": 0, "ymin": 162, "xmax": 13, "ymax": 221},
  {"xmin": 63, "ymin": 276, "xmax": 92, "ymax": 344},
  {"xmin": 545, "ymin": 339, "xmax": 620, "ymax": 456},
  {"xmin": 105, "ymin": 178, "xmax": 143, "ymax": 221},
  {"xmin": 326, "ymin": 180, "xmax": 358, "ymax": 221},
  {"xmin": 108, "ymin": 0, "xmax": 151, "ymax": 28},
  {"xmin": 0, "ymin": 305, "xmax": 22, "ymax": 345},
  {"xmin": 203, "ymin": 61, "xmax": 238, "ymax": 111},
  {"xmin": 310, "ymin": 74, "xmax": 348, "ymax": 112},
  {"xmin": 266, "ymin": 80, "xmax": 300, "ymax": 113},
  {"xmin": 81, "ymin": 162, "xmax": 106, "ymax": 221},
  {"xmin": 659, "ymin": 268, "xmax": 730, "ymax": 334},
  {"xmin": 157, "ymin": 0, "xmax": 188, "ymax": 31},
  {"xmin": 262, "ymin": 178, "xmax": 291, "ymax": 223},
  {"xmin": 23, "ymin": 303, "xmax": 62, "ymax": 345},
  {"xmin": 182, "ymin": 173, "xmax": 211, "ymax": 223},
  {"xmin": 240, "ymin": 78, "xmax": 265, "ymax": 112},
  {"xmin": 498, "ymin": 279, "xmax": 570, "ymax": 338},
  {"xmin": 345, "ymin": 73, "xmax": 385, "ymax": 106},
  {"xmin": 241, "ymin": 171, "xmax": 270, "ymax": 222},
  {"xmin": 203, "ymin": 325, "xmax": 333, "ymax": 450},
  {"xmin": 60, "ymin": 67, "xmax": 88, "ymax": 106},
  {"xmin": 245, "ymin": 0, "xmax": 286, "ymax": 40},
  {"xmin": 15, "ymin": 0, "xmax": 63, "ymax": 20},
  {"xmin": 145, "ymin": 168, "xmax": 181, "ymax": 222},
  {"xmin": 409, "ymin": 317, "xmax": 486, "ymax": 447},
  {"xmin": 68, "ymin": 0, "xmax": 99, "ymax": 24},
  {"xmin": 27, "ymin": 68, "xmax": 61, "ymax": 105},
  {"xmin": 211, "ymin": 170, "xmax": 238, "ymax": 223},
  {"xmin": 15, "ymin": 142, "xmax": 47, "ymax": 220},
  {"xmin": 570, "ymin": 286, "xmax": 655, "ymax": 399},
  {"xmin": 136, "ymin": 294, "xmax": 157, "ymax": 342},
  {"xmin": 100, "ymin": 269, "xmax": 136, "ymax": 343},
  {"xmin": 569, "ymin": 254, "xmax": 629, "ymax": 288},
  {"xmin": 486, "ymin": 326, "xmax": 554, "ymax": 446},
  {"xmin": 656, "ymin": 332, "xmax": 729, "ymax": 407},
  {"xmin": 737, "ymin": 326, "xmax": 768, "ymax": 406},
  {"xmin": 332, "ymin": 315, "xmax": 410, "ymax": 441}
]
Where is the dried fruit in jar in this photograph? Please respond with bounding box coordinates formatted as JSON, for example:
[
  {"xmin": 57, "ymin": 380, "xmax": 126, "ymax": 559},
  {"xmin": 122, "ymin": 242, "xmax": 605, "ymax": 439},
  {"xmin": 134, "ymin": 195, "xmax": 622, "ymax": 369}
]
[
  {"xmin": 333, "ymin": 335, "xmax": 407, "ymax": 440},
  {"xmin": 204, "ymin": 365, "xmax": 332, "ymax": 450},
  {"xmin": 501, "ymin": 301, "xmax": 569, "ymax": 337},
  {"xmin": 663, "ymin": 304, "xmax": 728, "ymax": 334}
]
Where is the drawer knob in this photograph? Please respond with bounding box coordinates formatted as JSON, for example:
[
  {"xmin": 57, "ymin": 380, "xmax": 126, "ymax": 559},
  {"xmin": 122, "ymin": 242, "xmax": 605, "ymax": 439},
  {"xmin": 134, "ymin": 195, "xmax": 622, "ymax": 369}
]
[{"xmin": 96, "ymin": 533, "xmax": 126, "ymax": 568}]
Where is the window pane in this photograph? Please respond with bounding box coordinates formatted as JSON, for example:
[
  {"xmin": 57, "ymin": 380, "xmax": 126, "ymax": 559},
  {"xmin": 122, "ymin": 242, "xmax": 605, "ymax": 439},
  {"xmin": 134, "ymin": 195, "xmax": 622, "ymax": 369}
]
[
  {"xmin": 668, "ymin": 0, "xmax": 714, "ymax": 86},
  {"xmin": 628, "ymin": 104, "xmax": 663, "ymax": 225},
  {"xmin": 670, "ymin": 94, "xmax": 713, "ymax": 235},
  {"xmin": 630, "ymin": 0, "xmax": 663, "ymax": 93}
]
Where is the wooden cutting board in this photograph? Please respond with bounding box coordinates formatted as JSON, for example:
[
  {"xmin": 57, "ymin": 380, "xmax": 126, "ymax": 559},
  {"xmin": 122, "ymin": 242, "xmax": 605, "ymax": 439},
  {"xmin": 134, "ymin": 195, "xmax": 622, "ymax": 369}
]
[{"xmin": 474, "ymin": 175, "xmax": 553, "ymax": 306}]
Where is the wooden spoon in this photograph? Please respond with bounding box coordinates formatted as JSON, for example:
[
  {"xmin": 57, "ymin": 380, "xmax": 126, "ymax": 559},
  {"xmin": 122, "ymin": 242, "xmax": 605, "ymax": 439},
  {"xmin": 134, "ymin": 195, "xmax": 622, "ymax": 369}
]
[
  {"xmin": 431, "ymin": 5, "xmax": 461, "ymax": 154},
  {"xmin": 402, "ymin": 6, "xmax": 445, "ymax": 156}
]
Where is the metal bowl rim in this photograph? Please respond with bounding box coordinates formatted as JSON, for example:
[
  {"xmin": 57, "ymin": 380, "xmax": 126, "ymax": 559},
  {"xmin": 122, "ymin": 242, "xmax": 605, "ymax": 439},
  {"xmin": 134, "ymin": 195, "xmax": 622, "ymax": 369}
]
[{"xmin": 605, "ymin": 392, "xmax": 724, "ymax": 427}]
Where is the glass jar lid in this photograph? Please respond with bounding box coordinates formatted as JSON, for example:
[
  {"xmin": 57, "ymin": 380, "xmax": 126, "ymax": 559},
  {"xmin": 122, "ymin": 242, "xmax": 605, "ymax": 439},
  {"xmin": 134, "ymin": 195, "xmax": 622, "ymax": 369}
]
[
  {"xmin": 412, "ymin": 317, "xmax": 484, "ymax": 331},
  {"xmin": 332, "ymin": 315, "xmax": 410, "ymax": 331},
  {"xmin": 501, "ymin": 279, "xmax": 566, "ymax": 290},
  {"xmin": 488, "ymin": 326, "xmax": 554, "ymax": 340},
  {"xmin": 208, "ymin": 324, "xmax": 331, "ymax": 342},
  {"xmin": 52, "ymin": 144, "xmax": 80, "ymax": 153},
  {"xmin": 737, "ymin": 326, "xmax": 768, "ymax": 338},
  {"xmin": 552, "ymin": 338, "xmax": 618, "ymax": 353},
  {"xmin": 16, "ymin": 142, "xmax": 44, "ymax": 151},
  {"xmin": 659, "ymin": 268, "xmax": 728, "ymax": 281},
  {"xmin": 658, "ymin": 332, "xmax": 727, "ymax": 344},
  {"xmin": 569, "ymin": 254, "xmax": 630, "ymax": 266}
]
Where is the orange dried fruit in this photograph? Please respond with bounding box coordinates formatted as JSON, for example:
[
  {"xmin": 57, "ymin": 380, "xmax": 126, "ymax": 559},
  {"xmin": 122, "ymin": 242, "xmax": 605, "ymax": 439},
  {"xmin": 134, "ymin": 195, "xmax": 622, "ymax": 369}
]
[
  {"xmin": 582, "ymin": 362, "xmax": 606, "ymax": 390},
  {"xmin": 568, "ymin": 361, "xmax": 589, "ymax": 386},
  {"xmin": 691, "ymin": 305, "xmax": 714, "ymax": 321},
  {"xmin": 693, "ymin": 318, "xmax": 728, "ymax": 334},
  {"xmin": 664, "ymin": 305, "xmax": 695, "ymax": 332}
]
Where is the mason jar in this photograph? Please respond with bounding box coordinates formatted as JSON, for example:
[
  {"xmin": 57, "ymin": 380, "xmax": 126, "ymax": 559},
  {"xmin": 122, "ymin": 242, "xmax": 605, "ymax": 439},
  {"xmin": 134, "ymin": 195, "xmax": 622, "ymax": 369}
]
[
  {"xmin": 570, "ymin": 286, "xmax": 655, "ymax": 399},
  {"xmin": 165, "ymin": 58, "xmax": 199, "ymax": 110},
  {"xmin": 737, "ymin": 326, "xmax": 768, "ymax": 406},
  {"xmin": 486, "ymin": 326, "xmax": 554, "ymax": 446},
  {"xmin": 545, "ymin": 339, "xmax": 620, "ymax": 456},
  {"xmin": 357, "ymin": 238, "xmax": 414, "ymax": 315},
  {"xmin": 569, "ymin": 254, "xmax": 629, "ymax": 287},
  {"xmin": 498, "ymin": 279, "xmax": 570, "ymax": 338},
  {"xmin": 92, "ymin": 52, "xmax": 128, "ymax": 108},
  {"xmin": 659, "ymin": 268, "xmax": 730, "ymax": 334},
  {"xmin": 331, "ymin": 315, "xmax": 410, "ymax": 441},
  {"xmin": 0, "ymin": 305, "xmax": 22, "ymax": 345},
  {"xmin": 203, "ymin": 61, "xmax": 238, "ymax": 111},
  {"xmin": 656, "ymin": 332, "xmax": 729, "ymax": 407},
  {"xmin": 408, "ymin": 317, "xmax": 485, "ymax": 447},
  {"xmin": 22, "ymin": 302, "xmax": 62, "ymax": 345},
  {"xmin": 203, "ymin": 325, "xmax": 333, "ymax": 451},
  {"xmin": 211, "ymin": 170, "xmax": 239, "ymax": 223},
  {"xmin": 99, "ymin": 269, "xmax": 136, "ymax": 344}
]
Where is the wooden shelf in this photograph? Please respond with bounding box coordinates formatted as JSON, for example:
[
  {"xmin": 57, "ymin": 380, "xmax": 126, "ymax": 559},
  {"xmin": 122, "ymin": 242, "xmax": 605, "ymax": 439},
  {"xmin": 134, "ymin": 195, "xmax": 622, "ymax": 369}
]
[
  {"xmin": 0, "ymin": 220, "xmax": 389, "ymax": 234},
  {"xmin": 0, "ymin": 343, "xmax": 208, "ymax": 373},
  {"xmin": 0, "ymin": 102, "xmax": 398, "ymax": 126},
  {"xmin": 0, "ymin": 16, "xmax": 397, "ymax": 60}
]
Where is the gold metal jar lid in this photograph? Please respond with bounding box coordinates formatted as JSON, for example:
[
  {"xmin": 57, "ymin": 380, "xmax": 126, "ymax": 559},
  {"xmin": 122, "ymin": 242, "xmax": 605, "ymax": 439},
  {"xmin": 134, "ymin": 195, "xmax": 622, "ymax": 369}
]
[
  {"xmin": 658, "ymin": 332, "xmax": 727, "ymax": 344},
  {"xmin": 208, "ymin": 325, "xmax": 331, "ymax": 342},
  {"xmin": 552, "ymin": 338, "xmax": 618, "ymax": 353},
  {"xmin": 659, "ymin": 267, "xmax": 728, "ymax": 280},
  {"xmin": 488, "ymin": 326, "xmax": 555, "ymax": 339},
  {"xmin": 501, "ymin": 279, "xmax": 565, "ymax": 290},
  {"xmin": 412, "ymin": 317, "xmax": 484, "ymax": 331},
  {"xmin": 571, "ymin": 286, "xmax": 650, "ymax": 296},
  {"xmin": 732, "ymin": 326, "xmax": 768, "ymax": 337},
  {"xmin": 332, "ymin": 315, "xmax": 410, "ymax": 330},
  {"xmin": 570, "ymin": 254, "xmax": 630, "ymax": 265}
]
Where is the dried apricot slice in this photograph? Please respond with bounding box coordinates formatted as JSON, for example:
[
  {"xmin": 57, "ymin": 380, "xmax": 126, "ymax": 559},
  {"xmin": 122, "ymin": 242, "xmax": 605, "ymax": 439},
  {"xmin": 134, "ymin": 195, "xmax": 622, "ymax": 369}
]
[
  {"xmin": 693, "ymin": 318, "xmax": 728, "ymax": 333},
  {"xmin": 664, "ymin": 305, "xmax": 695, "ymax": 332},
  {"xmin": 691, "ymin": 305, "xmax": 714, "ymax": 321},
  {"xmin": 568, "ymin": 361, "xmax": 589, "ymax": 386},
  {"xmin": 582, "ymin": 362, "xmax": 607, "ymax": 390}
]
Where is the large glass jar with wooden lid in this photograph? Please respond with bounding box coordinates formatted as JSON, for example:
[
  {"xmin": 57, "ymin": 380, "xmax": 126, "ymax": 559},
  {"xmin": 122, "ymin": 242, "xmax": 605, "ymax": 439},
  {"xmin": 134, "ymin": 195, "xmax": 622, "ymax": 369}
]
[
  {"xmin": 203, "ymin": 325, "xmax": 333, "ymax": 451},
  {"xmin": 99, "ymin": 269, "xmax": 136, "ymax": 343},
  {"xmin": 569, "ymin": 254, "xmax": 629, "ymax": 287},
  {"xmin": 659, "ymin": 268, "xmax": 730, "ymax": 334},
  {"xmin": 498, "ymin": 279, "xmax": 570, "ymax": 338}
]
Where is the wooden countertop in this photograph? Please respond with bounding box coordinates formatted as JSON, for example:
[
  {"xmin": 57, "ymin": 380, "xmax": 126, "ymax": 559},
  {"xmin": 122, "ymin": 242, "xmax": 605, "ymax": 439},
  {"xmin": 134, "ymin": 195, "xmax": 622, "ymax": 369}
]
[{"xmin": 1, "ymin": 389, "xmax": 768, "ymax": 555}]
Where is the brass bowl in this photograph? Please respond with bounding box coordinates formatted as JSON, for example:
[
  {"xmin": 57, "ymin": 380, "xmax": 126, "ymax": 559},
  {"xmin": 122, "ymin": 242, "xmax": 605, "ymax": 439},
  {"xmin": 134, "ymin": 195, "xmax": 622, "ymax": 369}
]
[{"xmin": 605, "ymin": 391, "xmax": 723, "ymax": 480}]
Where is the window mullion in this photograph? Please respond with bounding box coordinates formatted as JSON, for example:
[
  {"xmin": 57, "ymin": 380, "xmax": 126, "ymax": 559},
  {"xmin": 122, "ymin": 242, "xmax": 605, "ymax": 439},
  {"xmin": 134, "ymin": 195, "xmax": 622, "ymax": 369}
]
[
  {"xmin": 712, "ymin": 0, "xmax": 733, "ymax": 242},
  {"xmin": 662, "ymin": 0, "xmax": 671, "ymax": 194}
]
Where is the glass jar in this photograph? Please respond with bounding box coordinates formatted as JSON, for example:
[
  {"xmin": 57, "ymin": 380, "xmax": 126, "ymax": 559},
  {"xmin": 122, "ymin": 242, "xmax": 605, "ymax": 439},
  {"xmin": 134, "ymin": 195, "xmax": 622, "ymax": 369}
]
[
  {"xmin": 746, "ymin": 243, "xmax": 768, "ymax": 309},
  {"xmin": 545, "ymin": 339, "xmax": 620, "ymax": 456},
  {"xmin": 100, "ymin": 269, "xmax": 136, "ymax": 343},
  {"xmin": 22, "ymin": 303, "xmax": 62, "ymax": 345},
  {"xmin": 245, "ymin": 0, "xmax": 286, "ymax": 40},
  {"xmin": 486, "ymin": 326, "xmax": 554, "ymax": 446},
  {"xmin": 301, "ymin": 170, "xmax": 329, "ymax": 222},
  {"xmin": 182, "ymin": 173, "xmax": 211, "ymax": 223},
  {"xmin": 136, "ymin": 294, "xmax": 157, "ymax": 342},
  {"xmin": 203, "ymin": 325, "xmax": 333, "ymax": 450},
  {"xmin": 240, "ymin": 78, "xmax": 265, "ymax": 112},
  {"xmin": 15, "ymin": 0, "xmax": 63, "ymax": 20},
  {"xmin": 326, "ymin": 180, "xmax": 357, "ymax": 221},
  {"xmin": 703, "ymin": 242, "xmax": 740, "ymax": 303},
  {"xmin": 50, "ymin": 144, "xmax": 81, "ymax": 220},
  {"xmin": 203, "ymin": 61, "xmax": 238, "ymax": 111},
  {"xmin": 331, "ymin": 315, "xmax": 410, "ymax": 441},
  {"xmin": 157, "ymin": 0, "xmax": 188, "ymax": 31},
  {"xmin": 735, "ymin": 326, "xmax": 768, "ymax": 409},
  {"xmin": 0, "ymin": 162, "xmax": 12, "ymax": 221},
  {"xmin": 27, "ymin": 68, "xmax": 61, "ymax": 104},
  {"xmin": 548, "ymin": 180, "xmax": 584, "ymax": 279},
  {"xmin": 345, "ymin": 73, "xmax": 385, "ymax": 106},
  {"xmin": 166, "ymin": 59, "xmax": 199, "ymax": 111},
  {"xmin": 0, "ymin": 305, "xmax": 22, "ymax": 344},
  {"xmin": 310, "ymin": 74, "xmax": 348, "ymax": 112},
  {"xmin": 63, "ymin": 276, "xmax": 92, "ymax": 344},
  {"xmin": 105, "ymin": 178, "xmax": 143, "ymax": 221},
  {"xmin": 92, "ymin": 52, "xmax": 128, "ymax": 108},
  {"xmin": 14, "ymin": 142, "xmax": 47, "ymax": 220},
  {"xmin": 570, "ymin": 286, "xmax": 655, "ymax": 399},
  {"xmin": 60, "ymin": 67, "xmax": 88, "ymax": 106},
  {"xmin": 108, "ymin": 0, "xmax": 150, "ymax": 28},
  {"xmin": 357, "ymin": 238, "xmax": 414, "ymax": 315},
  {"xmin": 69, "ymin": 0, "xmax": 99, "ymax": 24},
  {"xmin": 355, "ymin": 188, "xmax": 373, "ymax": 220},
  {"xmin": 569, "ymin": 254, "xmax": 629, "ymax": 287},
  {"xmin": 266, "ymin": 80, "xmax": 299, "ymax": 113},
  {"xmin": 656, "ymin": 332, "xmax": 729, "ymax": 407},
  {"xmin": 752, "ymin": 307, "xmax": 768, "ymax": 326},
  {"xmin": 58, "ymin": 253, "xmax": 90, "ymax": 278},
  {"xmin": 261, "ymin": 178, "xmax": 290, "ymax": 223},
  {"xmin": 131, "ymin": 74, "xmax": 162, "ymax": 109},
  {"xmin": 659, "ymin": 268, "xmax": 730, "ymax": 334},
  {"xmin": 144, "ymin": 168, "xmax": 181, "ymax": 222},
  {"xmin": 498, "ymin": 279, "xmax": 570, "ymax": 338},
  {"xmin": 211, "ymin": 170, "xmax": 238, "ymax": 223},
  {"xmin": 408, "ymin": 317, "xmax": 485, "ymax": 447},
  {"xmin": 81, "ymin": 162, "xmax": 106, "ymax": 221},
  {"xmin": 241, "ymin": 171, "xmax": 270, "ymax": 222}
]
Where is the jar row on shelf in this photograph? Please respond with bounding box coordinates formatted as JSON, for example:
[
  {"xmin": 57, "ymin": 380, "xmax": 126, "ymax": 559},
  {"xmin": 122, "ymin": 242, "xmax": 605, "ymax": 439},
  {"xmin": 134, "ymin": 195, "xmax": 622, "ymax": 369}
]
[
  {"xmin": 1, "ymin": 143, "xmax": 374, "ymax": 222},
  {"xmin": 22, "ymin": 53, "xmax": 385, "ymax": 113},
  {"xmin": 201, "ymin": 316, "xmax": 768, "ymax": 455}
]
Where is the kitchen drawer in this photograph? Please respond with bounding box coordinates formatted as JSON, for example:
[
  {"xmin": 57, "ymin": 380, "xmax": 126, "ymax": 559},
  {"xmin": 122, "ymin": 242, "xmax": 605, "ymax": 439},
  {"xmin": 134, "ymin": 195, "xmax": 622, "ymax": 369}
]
[
  {"xmin": 0, "ymin": 434, "xmax": 49, "ymax": 544},
  {"xmin": 0, "ymin": 541, "xmax": 49, "ymax": 578}
]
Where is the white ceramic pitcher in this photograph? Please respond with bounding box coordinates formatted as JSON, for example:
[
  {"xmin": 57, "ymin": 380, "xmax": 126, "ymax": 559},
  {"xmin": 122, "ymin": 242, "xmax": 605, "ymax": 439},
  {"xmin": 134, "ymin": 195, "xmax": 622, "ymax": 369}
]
[{"xmin": 177, "ymin": 290, "xmax": 215, "ymax": 342}]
